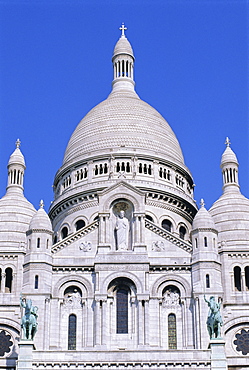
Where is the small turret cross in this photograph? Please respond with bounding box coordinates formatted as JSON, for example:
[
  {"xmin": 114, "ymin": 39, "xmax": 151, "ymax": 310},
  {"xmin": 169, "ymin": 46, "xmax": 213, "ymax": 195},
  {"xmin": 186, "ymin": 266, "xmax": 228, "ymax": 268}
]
[
  {"xmin": 16, "ymin": 138, "xmax": 21, "ymax": 149},
  {"xmin": 225, "ymin": 137, "xmax": 231, "ymax": 147},
  {"xmin": 200, "ymin": 198, "xmax": 205, "ymax": 208},
  {"xmin": 39, "ymin": 200, "xmax": 44, "ymax": 209},
  {"xmin": 119, "ymin": 23, "xmax": 127, "ymax": 37}
]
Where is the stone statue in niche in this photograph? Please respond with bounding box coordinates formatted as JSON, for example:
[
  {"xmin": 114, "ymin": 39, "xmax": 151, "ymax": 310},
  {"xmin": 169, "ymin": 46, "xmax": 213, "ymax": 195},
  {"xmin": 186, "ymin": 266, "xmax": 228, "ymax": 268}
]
[
  {"xmin": 64, "ymin": 288, "xmax": 82, "ymax": 308},
  {"xmin": 115, "ymin": 210, "xmax": 129, "ymax": 250},
  {"xmin": 163, "ymin": 288, "xmax": 180, "ymax": 306}
]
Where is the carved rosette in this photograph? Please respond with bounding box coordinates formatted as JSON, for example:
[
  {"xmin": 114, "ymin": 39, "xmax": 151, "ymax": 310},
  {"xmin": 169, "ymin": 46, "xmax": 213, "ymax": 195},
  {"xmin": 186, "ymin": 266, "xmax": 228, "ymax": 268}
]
[
  {"xmin": 0, "ymin": 330, "xmax": 13, "ymax": 357},
  {"xmin": 234, "ymin": 329, "xmax": 249, "ymax": 355}
]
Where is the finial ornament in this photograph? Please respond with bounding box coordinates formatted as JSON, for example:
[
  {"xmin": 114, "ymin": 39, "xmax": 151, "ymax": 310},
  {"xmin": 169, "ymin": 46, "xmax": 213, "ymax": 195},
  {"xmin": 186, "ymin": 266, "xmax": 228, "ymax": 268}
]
[
  {"xmin": 39, "ymin": 200, "xmax": 44, "ymax": 209},
  {"xmin": 225, "ymin": 137, "xmax": 231, "ymax": 147},
  {"xmin": 119, "ymin": 23, "xmax": 127, "ymax": 37},
  {"xmin": 16, "ymin": 138, "xmax": 21, "ymax": 149},
  {"xmin": 200, "ymin": 199, "xmax": 205, "ymax": 208}
]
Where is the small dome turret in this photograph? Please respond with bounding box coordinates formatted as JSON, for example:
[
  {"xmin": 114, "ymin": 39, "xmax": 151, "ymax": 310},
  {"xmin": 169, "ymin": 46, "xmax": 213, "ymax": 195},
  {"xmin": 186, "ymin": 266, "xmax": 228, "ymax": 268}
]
[
  {"xmin": 192, "ymin": 199, "xmax": 216, "ymax": 230},
  {"xmin": 29, "ymin": 200, "xmax": 52, "ymax": 232},
  {"xmin": 7, "ymin": 139, "xmax": 26, "ymax": 194},
  {"xmin": 0, "ymin": 140, "xmax": 35, "ymax": 248},
  {"xmin": 210, "ymin": 139, "xmax": 249, "ymax": 245},
  {"xmin": 220, "ymin": 137, "xmax": 239, "ymax": 193}
]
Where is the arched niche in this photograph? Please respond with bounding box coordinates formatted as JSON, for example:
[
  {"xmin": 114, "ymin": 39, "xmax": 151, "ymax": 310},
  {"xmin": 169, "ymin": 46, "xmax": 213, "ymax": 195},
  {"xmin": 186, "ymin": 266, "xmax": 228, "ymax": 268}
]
[
  {"xmin": 151, "ymin": 274, "xmax": 191, "ymax": 299},
  {"xmin": 101, "ymin": 271, "xmax": 143, "ymax": 295},
  {"xmin": 98, "ymin": 181, "xmax": 145, "ymax": 214},
  {"xmin": 111, "ymin": 198, "xmax": 134, "ymax": 250}
]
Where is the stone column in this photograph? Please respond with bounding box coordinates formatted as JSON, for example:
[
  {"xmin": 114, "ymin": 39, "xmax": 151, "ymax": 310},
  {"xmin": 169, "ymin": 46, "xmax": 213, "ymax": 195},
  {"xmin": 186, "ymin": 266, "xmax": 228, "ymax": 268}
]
[
  {"xmin": 137, "ymin": 299, "xmax": 144, "ymax": 345},
  {"xmin": 101, "ymin": 299, "xmax": 107, "ymax": 346},
  {"xmin": 150, "ymin": 298, "xmax": 160, "ymax": 346},
  {"xmin": 87, "ymin": 161, "xmax": 93, "ymax": 184},
  {"xmin": 144, "ymin": 300, "xmax": 149, "ymax": 345},
  {"xmin": 1, "ymin": 272, "xmax": 5, "ymax": 293},
  {"xmin": 194, "ymin": 296, "xmax": 201, "ymax": 349},
  {"xmin": 98, "ymin": 213, "xmax": 111, "ymax": 253},
  {"xmin": 95, "ymin": 300, "xmax": 101, "ymax": 345},
  {"xmin": 153, "ymin": 160, "xmax": 159, "ymax": 181},
  {"xmin": 43, "ymin": 298, "xmax": 50, "ymax": 350}
]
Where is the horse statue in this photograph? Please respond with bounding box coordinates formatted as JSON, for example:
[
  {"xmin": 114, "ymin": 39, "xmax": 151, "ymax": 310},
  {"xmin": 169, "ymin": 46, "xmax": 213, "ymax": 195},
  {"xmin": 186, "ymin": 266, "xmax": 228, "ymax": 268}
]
[
  {"xmin": 204, "ymin": 295, "xmax": 223, "ymax": 339},
  {"xmin": 20, "ymin": 294, "xmax": 38, "ymax": 340}
]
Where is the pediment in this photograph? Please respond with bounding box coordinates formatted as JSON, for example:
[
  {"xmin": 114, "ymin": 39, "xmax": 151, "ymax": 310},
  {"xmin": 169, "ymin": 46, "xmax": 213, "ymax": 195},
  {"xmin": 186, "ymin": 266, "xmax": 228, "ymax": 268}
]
[
  {"xmin": 98, "ymin": 180, "xmax": 145, "ymax": 213},
  {"xmin": 145, "ymin": 218, "xmax": 192, "ymax": 255},
  {"xmin": 51, "ymin": 219, "xmax": 98, "ymax": 256}
]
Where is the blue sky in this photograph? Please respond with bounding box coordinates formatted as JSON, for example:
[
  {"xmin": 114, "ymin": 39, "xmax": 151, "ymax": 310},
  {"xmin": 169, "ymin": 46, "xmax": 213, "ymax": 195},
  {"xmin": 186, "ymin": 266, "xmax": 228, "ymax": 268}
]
[{"xmin": 0, "ymin": 0, "xmax": 248, "ymax": 212}]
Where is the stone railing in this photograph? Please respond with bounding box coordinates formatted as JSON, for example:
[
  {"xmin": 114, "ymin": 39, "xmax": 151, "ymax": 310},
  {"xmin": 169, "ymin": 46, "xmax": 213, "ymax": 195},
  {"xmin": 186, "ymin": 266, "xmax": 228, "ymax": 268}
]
[
  {"xmin": 51, "ymin": 220, "xmax": 99, "ymax": 254},
  {"xmin": 145, "ymin": 219, "xmax": 192, "ymax": 253}
]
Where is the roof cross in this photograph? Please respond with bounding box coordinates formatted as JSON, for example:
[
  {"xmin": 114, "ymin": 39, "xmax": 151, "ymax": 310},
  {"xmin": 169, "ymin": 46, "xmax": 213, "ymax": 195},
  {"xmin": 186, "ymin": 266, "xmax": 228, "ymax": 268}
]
[
  {"xmin": 200, "ymin": 198, "xmax": 205, "ymax": 208},
  {"xmin": 225, "ymin": 137, "xmax": 231, "ymax": 147},
  {"xmin": 16, "ymin": 138, "xmax": 21, "ymax": 149},
  {"xmin": 119, "ymin": 23, "xmax": 127, "ymax": 37}
]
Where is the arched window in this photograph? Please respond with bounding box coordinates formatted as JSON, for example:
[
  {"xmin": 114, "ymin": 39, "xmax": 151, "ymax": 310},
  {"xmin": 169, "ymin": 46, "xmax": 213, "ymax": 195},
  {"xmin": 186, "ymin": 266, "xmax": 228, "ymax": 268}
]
[
  {"xmin": 37, "ymin": 238, "xmax": 40, "ymax": 248},
  {"xmin": 145, "ymin": 215, "xmax": 154, "ymax": 222},
  {"xmin": 5, "ymin": 268, "xmax": 13, "ymax": 293},
  {"xmin": 206, "ymin": 274, "xmax": 210, "ymax": 288},
  {"xmin": 234, "ymin": 266, "xmax": 242, "ymax": 291},
  {"xmin": 245, "ymin": 266, "xmax": 249, "ymax": 290},
  {"xmin": 162, "ymin": 219, "xmax": 172, "ymax": 232},
  {"xmin": 179, "ymin": 226, "xmax": 186, "ymax": 240},
  {"xmin": 138, "ymin": 163, "xmax": 142, "ymax": 173},
  {"xmin": 195, "ymin": 238, "xmax": 198, "ymax": 248},
  {"xmin": 34, "ymin": 275, "xmax": 39, "ymax": 289},
  {"xmin": 168, "ymin": 313, "xmax": 177, "ymax": 349},
  {"xmin": 0, "ymin": 268, "xmax": 1, "ymax": 291},
  {"xmin": 53, "ymin": 235, "xmax": 58, "ymax": 244},
  {"xmin": 204, "ymin": 237, "xmax": 208, "ymax": 247},
  {"xmin": 61, "ymin": 226, "xmax": 68, "ymax": 239},
  {"xmin": 116, "ymin": 162, "xmax": 121, "ymax": 172},
  {"xmin": 68, "ymin": 314, "xmax": 77, "ymax": 350},
  {"xmin": 116, "ymin": 287, "xmax": 128, "ymax": 334},
  {"xmin": 75, "ymin": 219, "xmax": 86, "ymax": 231}
]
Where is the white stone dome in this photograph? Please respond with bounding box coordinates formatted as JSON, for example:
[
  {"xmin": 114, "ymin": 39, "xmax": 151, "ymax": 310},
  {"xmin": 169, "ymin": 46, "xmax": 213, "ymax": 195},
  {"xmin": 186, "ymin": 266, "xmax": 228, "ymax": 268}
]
[
  {"xmin": 29, "ymin": 202, "xmax": 52, "ymax": 232},
  {"xmin": 113, "ymin": 36, "xmax": 133, "ymax": 57},
  {"xmin": 209, "ymin": 191, "xmax": 249, "ymax": 243},
  {"xmin": 62, "ymin": 30, "xmax": 185, "ymax": 169},
  {"xmin": 221, "ymin": 145, "xmax": 238, "ymax": 166},
  {"xmin": 63, "ymin": 90, "xmax": 185, "ymax": 167},
  {"xmin": 0, "ymin": 193, "xmax": 36, "ymax": 245},
  {"xmin": 8, "ymin": 147, "xmax": 25, "ymax": 167},
  {"xmin": 192, "ymin": 201, "xmax": 216, "ymax": 230}
]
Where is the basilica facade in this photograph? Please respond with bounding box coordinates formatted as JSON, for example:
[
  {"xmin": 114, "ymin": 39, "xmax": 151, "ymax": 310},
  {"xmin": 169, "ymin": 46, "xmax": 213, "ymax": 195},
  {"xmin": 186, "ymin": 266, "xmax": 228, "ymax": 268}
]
[{"xmin": 0, "ymin": 27, "xmax": 249, "ymax": 370}]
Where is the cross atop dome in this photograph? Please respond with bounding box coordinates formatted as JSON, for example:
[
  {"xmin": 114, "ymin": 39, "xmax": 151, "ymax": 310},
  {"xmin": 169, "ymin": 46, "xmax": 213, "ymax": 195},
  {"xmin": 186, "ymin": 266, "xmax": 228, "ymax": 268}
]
[
  {"xmin": 225, "ymin": 137, "xmax": 231, "ymax": 147},
  {"xmin": 16, "ymin": 138, "xmax": 21, "ymax": 149},
  {"xmin": 119, "ymin": 23, "xmax": 127, "ymax": 37},
  {"xmin": 200, "ymin": 198, "xmax": 205, "ymax": 208}
]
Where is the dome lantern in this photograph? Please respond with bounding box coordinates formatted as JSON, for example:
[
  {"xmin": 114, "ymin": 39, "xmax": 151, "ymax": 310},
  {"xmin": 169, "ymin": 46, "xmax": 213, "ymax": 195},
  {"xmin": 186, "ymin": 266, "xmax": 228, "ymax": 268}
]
[
  {"xmin": 221, "ymin": 137, "xmax": 240, "ymax": 194},
  {"xmin": 111, "ymin": 23, "xmax": 135, "ymax": 93},
  {"xmin": 7, "ymin": 139, "xmax": 26, "ymax": 195}
]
